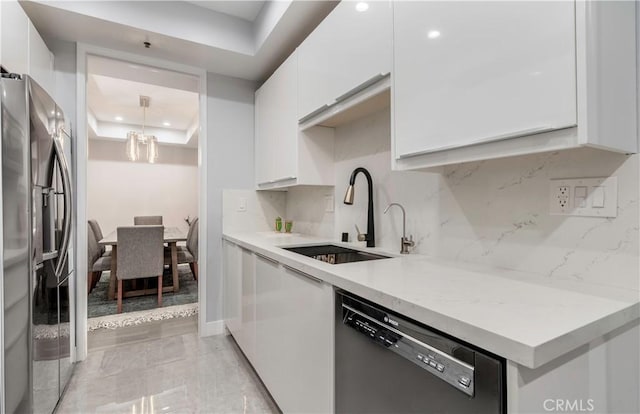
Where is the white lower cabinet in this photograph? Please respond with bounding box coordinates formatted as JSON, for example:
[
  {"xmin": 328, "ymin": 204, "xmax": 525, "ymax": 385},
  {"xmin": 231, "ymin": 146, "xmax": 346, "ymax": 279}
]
[
  {"xmin": 223, "ymin": 242, "xmax": 257, "ymax": 363},
  {"xmin": 240, "ymin": 247, "xmax": 256, "ymax": 362},
  {"xmin": 254, "ymin": 253, "xmax": 284, "ymax": 391},
  {"xmin": 277, "ymin": 264, "xmax": 333, "ymax": 413},
  {"xmin": 222, "ymin": 241, "xmax": 241, "ymax": 338},
  {"xmin": 225, "ymin": 247, "xmax": 334, "ymax": 413}
]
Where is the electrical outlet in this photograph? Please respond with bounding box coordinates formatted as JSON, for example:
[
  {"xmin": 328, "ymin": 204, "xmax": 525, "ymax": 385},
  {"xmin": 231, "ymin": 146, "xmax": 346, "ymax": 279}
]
[
  {"xmin": 554, "ymin": 185, "xmax": 571, "ymax": 212},
  {"xmin": 549, "ymin": 177, "xmax": 617, "ymax": 217}
]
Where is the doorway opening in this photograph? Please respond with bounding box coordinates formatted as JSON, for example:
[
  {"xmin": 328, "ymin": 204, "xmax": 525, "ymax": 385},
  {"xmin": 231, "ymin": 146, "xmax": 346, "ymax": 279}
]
[{"xmin": 83, "ymin": 55, "xmax": 200, "ymax": 338}]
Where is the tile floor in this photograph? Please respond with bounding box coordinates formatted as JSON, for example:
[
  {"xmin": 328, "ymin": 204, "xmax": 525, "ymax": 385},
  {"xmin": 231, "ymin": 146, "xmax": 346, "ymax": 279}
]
[{"xmin": 56, "ymin": 316, "xmax": 279, "ymax": 413}]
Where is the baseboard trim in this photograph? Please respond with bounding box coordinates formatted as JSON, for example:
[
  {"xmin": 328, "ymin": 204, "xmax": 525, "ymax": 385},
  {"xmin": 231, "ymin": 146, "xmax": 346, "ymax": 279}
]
[{"xmin": 200, "ymin": 319, "xmax": 225, "ymax": 337}]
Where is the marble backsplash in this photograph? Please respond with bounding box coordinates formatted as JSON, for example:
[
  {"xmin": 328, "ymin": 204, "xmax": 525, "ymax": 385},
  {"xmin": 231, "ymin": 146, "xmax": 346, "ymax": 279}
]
[
  {"xmin": 285, "ymin": 109, "xmax": 639, "ymax": 291},
  {"xmin": 222, "ymin": 109, "xmax": 638, "ymax": 291}
]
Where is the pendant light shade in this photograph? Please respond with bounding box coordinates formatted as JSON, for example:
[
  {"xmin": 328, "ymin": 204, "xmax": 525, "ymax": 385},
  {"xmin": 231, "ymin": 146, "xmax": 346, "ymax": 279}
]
[
  {"xmin": 126, "ymin": 131, "xmax": 139, "ymax": 161},
  {"xmin": 126, "ymin": 96, "xmax": 160, "ymax": 163},
  {"xmin": 147, "ymin": 136, "xmax": 159, "ymax": 164}
]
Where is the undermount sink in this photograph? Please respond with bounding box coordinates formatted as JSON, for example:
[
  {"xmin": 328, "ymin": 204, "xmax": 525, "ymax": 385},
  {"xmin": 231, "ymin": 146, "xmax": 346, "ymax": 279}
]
[{"xmin": 282, "ymin": 244, "xmax": 391, "ymax": 264}]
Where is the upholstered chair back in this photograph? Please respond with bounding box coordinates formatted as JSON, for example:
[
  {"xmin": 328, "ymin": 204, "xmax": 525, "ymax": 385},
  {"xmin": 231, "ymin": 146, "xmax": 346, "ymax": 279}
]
[
  {"xmin": 187, "ymin": 218, "xmax": 199, "ymax": 261},
  {"xmin": 116, "ymin": 226, "xmax": 164, "ymax": 280},
  {"xmin": 134, "ymin": 216, "xmax": 163, "ymax": 225}
]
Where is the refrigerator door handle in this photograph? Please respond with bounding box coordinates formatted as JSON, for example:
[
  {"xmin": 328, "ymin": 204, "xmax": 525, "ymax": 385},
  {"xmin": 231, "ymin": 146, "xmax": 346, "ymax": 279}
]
[{"xmin": 52, "ymin": 128, "xmax": 73, "ymax": 278}]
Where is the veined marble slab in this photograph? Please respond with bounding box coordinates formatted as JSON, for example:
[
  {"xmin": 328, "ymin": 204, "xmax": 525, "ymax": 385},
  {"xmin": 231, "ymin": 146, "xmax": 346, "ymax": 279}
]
[{"xmin": 223, "ymin": 231, "xmax": 639, "ymax": 369}]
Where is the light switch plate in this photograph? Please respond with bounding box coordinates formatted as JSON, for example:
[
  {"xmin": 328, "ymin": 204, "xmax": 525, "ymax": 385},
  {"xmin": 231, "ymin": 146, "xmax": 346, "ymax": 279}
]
[
  {"xmin": 325, "ymin": 195, "xmax": 334, "ymax": 212},
  {"xmin": 238, "ymin": 197, "xmax": 247, "ymax": 212},
  {"xmin": 549, "ymin": 177, "xmax": 617, "ymax": 217}
]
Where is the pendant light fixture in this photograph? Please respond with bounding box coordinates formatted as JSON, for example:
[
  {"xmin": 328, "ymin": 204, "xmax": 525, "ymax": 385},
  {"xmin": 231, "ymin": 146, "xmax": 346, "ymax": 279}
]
[{"xmin": 126, "ymin": 95, "xmax": 159, "ymax": 163}]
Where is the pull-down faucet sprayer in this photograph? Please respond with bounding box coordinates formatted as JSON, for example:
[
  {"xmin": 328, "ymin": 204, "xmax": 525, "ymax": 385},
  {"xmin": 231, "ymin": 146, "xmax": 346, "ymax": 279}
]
[{"xmin": 343, "ymin": 167, "xmax": 375, "ymax": 248}]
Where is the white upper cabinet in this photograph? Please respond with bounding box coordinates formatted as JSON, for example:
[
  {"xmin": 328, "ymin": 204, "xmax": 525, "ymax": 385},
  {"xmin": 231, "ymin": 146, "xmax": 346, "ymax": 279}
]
[
  {"xmin": 394, "ymin": 1, "xmax": 576, "ymax": 161},
  {"xmin": 255, "ymin": 50, "xmax": 335, "ymax": 190},
  {"xmin": 298, "ymin": 0, "xmax": 392, "ymax": 121},
  {"xmin": 1, "ymin": 0, "xmax": 29, "ymax": 75},
  {"xmin": 255, "ymin": 51, "xmax": 298, "ymax": 187},
  {"xmin": 392, "ymin": 1, "xmax": 637, "ymax": 169},
  {"xmin": 1, "ymin": 1, "xmax": 55, "ymax": 97},
  {"xmin": 28, "ymin": 21, "xmax": 55, "ymax": 97}
]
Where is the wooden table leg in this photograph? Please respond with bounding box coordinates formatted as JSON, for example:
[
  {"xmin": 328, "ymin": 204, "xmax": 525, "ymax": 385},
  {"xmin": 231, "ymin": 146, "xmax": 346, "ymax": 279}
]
[
  {"xmin": 108, "ymin": 246, "xmax": 117, "ymax": 300},
  {"xmin": 171, "ymin": 242, "xmax": 179, "ymax": 293}
]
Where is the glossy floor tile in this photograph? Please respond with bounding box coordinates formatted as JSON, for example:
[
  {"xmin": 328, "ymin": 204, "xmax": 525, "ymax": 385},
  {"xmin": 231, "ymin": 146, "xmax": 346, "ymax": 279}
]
[{"xmin": 57, "ymin": 317, "xmax": 279, "ymax": 414}]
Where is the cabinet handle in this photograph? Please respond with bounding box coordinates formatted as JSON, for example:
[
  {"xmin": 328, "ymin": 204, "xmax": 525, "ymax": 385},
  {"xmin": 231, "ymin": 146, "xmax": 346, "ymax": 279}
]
[
  {"xmin": 298, "ymin": 104, "xmax": 332, "ymax": 124},
  {"xmin": 257, "ymin": 176, "xmax": 297, "ymax": 186},
  {"xmin": 283, "ymin": 264, "xmax": 323, "ymax": 284},
  {"xmin": 397, "ymin": 125, "xmax": 571, "ymax": 159},
  {"xmin": 298, "ymin": 72, "xmax": 390, "ymax": 124},
  {"xmin": 334, "ymin": 72, "xmax": 390, "ymax": 103},
  {"xmin": 255, "ymin": 252, "xmax": 279, "ymax": 265}
]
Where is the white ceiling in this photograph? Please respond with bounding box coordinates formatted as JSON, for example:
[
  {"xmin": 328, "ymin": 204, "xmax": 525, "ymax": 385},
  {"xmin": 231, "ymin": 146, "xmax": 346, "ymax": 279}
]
[
  {"xmin": 87, "ymin": 56, "xmax": 199, "ymax": 147},
  {"xmin": 88, "ymin": 75, "xmax": 198, "ymax": 130},
  {"xmin": 21, "ymin": 0, "xmax": 338, "ymax": 82},
  {"xmin": 185, "ymin": 1, "xmax": 265, "ymax": 22}
]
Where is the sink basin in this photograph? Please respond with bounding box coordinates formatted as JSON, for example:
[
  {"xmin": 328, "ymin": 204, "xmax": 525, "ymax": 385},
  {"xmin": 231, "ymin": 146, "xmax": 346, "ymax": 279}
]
[{"xmin": 283, "ymin": 244, "xmax": 391, "ymax": 264}]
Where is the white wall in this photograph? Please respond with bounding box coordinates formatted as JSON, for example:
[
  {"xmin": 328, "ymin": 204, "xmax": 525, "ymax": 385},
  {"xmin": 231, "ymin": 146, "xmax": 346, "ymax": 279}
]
[
  {"xmin": 285, "ymin": 109, "xmax": 639, "ymax": 291},
  {"xmin": 206, "ymin": 73, "xmax": 256, "ymax": 322},
  {"xmin": 87, "ymin": 140, "xmax": 198, "ymax": 236}
]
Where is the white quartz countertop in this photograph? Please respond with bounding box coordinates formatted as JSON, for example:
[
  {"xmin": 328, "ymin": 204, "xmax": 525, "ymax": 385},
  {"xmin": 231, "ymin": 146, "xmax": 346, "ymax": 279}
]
[{"xmin": 223, "ymin": 232, "xmax": 640, "ymax": 369}]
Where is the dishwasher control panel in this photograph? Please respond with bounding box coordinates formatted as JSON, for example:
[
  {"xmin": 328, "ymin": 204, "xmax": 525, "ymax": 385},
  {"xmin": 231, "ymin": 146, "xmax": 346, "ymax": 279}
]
[{"xmin": 342, "ymin": 298, "xmax": 476, "ymax": 397}]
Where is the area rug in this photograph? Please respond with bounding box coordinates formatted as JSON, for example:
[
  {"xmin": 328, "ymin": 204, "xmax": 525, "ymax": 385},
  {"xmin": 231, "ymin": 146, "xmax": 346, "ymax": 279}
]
[
  {"xmin": 87, "ymin": 303, "xmax": 198, "ymax": 331},
  {"xmin": 87, "ymin": 264, "xmax": 198, "ymax": 318}
]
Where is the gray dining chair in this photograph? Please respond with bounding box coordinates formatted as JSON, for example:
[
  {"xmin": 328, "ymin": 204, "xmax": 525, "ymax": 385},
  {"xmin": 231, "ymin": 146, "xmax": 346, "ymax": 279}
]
[
  {"xmin": 116, "ymin": 225, "xmax": 164, "ymax": 313},
  {"xmin": 134, "ymin": 216, "xmax": 163, "ymax": 225},
  {"xmin": 88, "ymin": 219, "xmax": 110, "ymax": 257},
  {"xmin": 87, "ymin": 223, "xmax": 111, "ymax": 294},
  {"xmin": 165, "ymin": 218, "xmax": 198, "ymax": 280}
]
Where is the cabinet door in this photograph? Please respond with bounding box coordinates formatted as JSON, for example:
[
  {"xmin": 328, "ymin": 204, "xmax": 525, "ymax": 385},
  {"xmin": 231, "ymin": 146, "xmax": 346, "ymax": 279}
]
[
  {"xmin": 254, "ymin": 52, "xmax": 298, "ymax": 186},
  {"xmin": 28, "ymin": 22, "xmax": 55, "ymax": 98},
  {"xmin": 0, "ymin": 0, "xmax": 29, "ymax": 75},
  {"xmin": 254, "ymin": 255, "xmax": 284, "ymax": 389},
  {"xmin": 393, "ymin": 1, "xmax": 577, "ymax": 159},
  {"xmin": 298, "ymin": 0, "xmax": 392, "ymax": 120},
  {"xmin": 278, "ymin": 266, "xmax": 334, "ymax": 413},
  {"xmin": 240, "ymin": 248, "xmax": 256, "ymax": 363},
  {"xmin": 222, "ymin": 241, "xmax": 242, "ymax": 340}
]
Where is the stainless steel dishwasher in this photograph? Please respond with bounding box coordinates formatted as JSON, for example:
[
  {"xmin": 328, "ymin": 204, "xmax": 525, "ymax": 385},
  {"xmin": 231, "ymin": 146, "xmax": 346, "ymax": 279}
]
[{"xmin": 335, "ymin": 291, "xmax": 505, "ymax": 413}]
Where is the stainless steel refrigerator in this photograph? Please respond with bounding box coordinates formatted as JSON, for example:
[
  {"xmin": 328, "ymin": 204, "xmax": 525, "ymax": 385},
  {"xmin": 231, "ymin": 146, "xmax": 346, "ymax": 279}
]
[{"xmin": 1, "ymin": 74, "xmax": 74, "ymax": 414}]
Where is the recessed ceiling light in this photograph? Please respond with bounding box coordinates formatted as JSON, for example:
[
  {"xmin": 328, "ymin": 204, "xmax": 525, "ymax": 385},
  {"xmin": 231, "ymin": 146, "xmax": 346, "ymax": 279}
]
[
  {"xmin": 427, "ymin": 30, "xmax": 441, "ymax": 39},
  {"xmin": 163, "ymin": 121, "xmax": 171, "ymax": 127},
  {"xmin": 115, "ymin": 116, "xmax": 123, "ymax": 121},
  {"xmin": 355, "ymin": 2, "xmax": 369, "ymax": 12}
]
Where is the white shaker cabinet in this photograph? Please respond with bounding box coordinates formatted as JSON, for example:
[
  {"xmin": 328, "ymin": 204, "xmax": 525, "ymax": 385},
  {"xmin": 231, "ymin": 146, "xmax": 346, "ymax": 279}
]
[
  {"xmin": 392, "ymin": 1, "xmax": 637, "ymax": 169},
  {"xmin": 255, "ymin": 50, "xmax": 334, "ymax": 190},
  {"xmin": 297, "ymin": 0, "xmax": 392, "ymax": 121}
]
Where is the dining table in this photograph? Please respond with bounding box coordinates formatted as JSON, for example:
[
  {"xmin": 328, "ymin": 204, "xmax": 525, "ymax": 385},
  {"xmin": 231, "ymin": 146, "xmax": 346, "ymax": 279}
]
[{"xmin": 99, "ymin": 226, "xmax": 187, "ymax": 300}]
